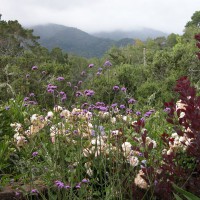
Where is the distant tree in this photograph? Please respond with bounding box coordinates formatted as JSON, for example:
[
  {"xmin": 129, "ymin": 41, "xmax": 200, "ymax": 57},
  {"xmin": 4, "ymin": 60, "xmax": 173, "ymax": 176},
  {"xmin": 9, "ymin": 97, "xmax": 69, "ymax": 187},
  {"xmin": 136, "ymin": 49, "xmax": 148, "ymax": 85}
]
[
  {"xmin": 185, "ymin": 11, "xmax": 200, "ymax": 28},
  {"xmin": 0, "ymin": 20, "xmax": 39, "ymax": 56},
  {"xmin": 166, "ymin": 33, "xmax": 179, "ymax": 47}
]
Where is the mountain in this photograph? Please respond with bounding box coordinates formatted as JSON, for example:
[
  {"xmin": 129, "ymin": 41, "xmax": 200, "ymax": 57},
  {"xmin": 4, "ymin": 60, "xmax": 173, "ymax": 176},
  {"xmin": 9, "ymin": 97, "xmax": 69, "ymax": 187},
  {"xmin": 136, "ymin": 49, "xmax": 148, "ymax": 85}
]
[
  {"xmin": 31, "ymin": 24, "xmax": 134, "ymax": 58},
  {"xmin": 92, "ymin": 28, "xmax": 168, "ymax": 41},
  {"xmin": 31, "ymin": 24, "xmax": 167, "ymax": 58}
]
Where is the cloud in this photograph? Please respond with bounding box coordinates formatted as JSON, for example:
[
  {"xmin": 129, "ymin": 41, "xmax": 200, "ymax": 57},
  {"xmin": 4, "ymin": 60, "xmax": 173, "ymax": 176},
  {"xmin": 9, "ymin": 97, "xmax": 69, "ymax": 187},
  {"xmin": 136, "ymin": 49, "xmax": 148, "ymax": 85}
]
[{"xmin": 0, "ymin": 0, "xmax": 199, "ymax": 33}]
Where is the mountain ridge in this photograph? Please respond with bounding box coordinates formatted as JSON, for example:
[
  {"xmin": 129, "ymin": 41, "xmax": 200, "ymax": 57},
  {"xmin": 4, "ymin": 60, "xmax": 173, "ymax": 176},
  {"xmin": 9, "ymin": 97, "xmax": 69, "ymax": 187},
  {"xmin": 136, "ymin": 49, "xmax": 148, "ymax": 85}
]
[{"xmin": 31, "ymin": 23, "xmax": 167, "ymax": 58}]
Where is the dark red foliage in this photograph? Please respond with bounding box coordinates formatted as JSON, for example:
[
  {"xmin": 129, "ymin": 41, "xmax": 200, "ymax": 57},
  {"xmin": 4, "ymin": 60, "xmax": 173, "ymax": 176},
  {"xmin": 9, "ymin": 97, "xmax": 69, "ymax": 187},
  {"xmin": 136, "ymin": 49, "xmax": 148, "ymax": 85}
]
[{"xmin": 195, "ymin": 33, "xmax": 200, "ymax": 42}]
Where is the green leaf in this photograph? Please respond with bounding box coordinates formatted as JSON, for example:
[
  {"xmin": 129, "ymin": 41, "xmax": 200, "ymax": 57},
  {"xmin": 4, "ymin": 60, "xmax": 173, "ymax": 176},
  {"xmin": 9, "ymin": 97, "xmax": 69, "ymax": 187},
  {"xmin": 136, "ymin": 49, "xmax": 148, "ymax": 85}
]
[
  {"xmin": 173, "ymin": 183, "xmax": 200, "ymax": 200},
  {"xmin": 173, "ymin": 193, "xmax": 183, "ymax": 200}
]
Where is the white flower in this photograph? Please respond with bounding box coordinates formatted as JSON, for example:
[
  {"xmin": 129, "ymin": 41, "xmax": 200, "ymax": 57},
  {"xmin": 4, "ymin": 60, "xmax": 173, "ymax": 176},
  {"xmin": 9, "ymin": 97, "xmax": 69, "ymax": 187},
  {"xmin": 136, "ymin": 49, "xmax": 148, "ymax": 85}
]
[
  {"xmin": 122, "ymin": 142, "xmax": 132, "ymax": 156},
  {"xmin": 129, "ymin": 156, "xmax": 139, "ymax": 167},
  {"xmin": 53, "ymin": 105, "xmax": 63, "ymax": 112},
  {"xmin": 134, "ymin": 170, "xmax": 148, "ymax": 189},
  {"xmin": 111, "ymin": 117, "xmax": 116, "ymax": 124}
]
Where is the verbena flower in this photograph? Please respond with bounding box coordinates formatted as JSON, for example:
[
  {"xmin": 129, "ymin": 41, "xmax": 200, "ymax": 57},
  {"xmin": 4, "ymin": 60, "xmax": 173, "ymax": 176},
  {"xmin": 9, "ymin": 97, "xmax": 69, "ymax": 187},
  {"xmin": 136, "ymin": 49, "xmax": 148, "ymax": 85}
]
[
  {"xmin": 5, "ymin": 106, "xmax": 10, "ymax": 110},
  {"xmin": 26, "ymin": 74, "xmax": 30, "ymax": 78},
  {"xmin": 136, "ymin": 111, "xmax": 141, "ymax": 116},
  {"xmin": 84, "ymin": 90, "xmax": 95, "ymax": 97},
  {"xmin": 113, "ymin": 85, "xmax": 120, "ymax": 91},
  {"xmin": 121, "ymin": 87, "xmax": 127, "ymax": 92},
  {"xmin": 32, "ymin": 151, "xmax": 38, "ymax": 157},
  {"xmin": 32, "ymin": 66, "xmax": 38, "ymax": 70},
  {"xmin": 104, "ymin": 60, "xmax": 112, "ymax": 67},
  {"xmin": 57, "ymin": 77, "xmax": 65, "ymax": 81},
  {"xmin": 31, "ymin": 189, "xmax": 39, "ymax": 194},
  {"xmin": 128, "ymin": 98, "xmax": 136, "ymax": 104},
  {"xmin": 82, "ymin": 178, "xmax": 90, "ymax": 183},
  {"xmin": 75, "ymin": 183, "xmax": 81, "ymax": 189},
  {"xmin": 120, "ymin": 104, "xmax": 125, "ymax": 109},
  {"xmin": 55, "ymin": 180, "xmax": 65, "ymax": 189},
  {"xmin": 88, "ymin": 63, "xmax": 94, "ymax": 68},
  {"xmin": 81, "ymin": 71, "xmax": 86, "ymax": 76}
]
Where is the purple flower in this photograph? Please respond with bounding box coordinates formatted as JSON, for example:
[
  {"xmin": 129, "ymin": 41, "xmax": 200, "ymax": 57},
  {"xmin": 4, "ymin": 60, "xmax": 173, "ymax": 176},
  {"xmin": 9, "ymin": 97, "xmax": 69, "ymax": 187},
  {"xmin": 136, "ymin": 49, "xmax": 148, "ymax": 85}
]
[
  {"xmin": 104, "ymin": 60, "xmax": 112, "ymax": 67},
  {"xmin": 65, "ymin": 185, "xmax": 71, "ymax": 189},
  {"xmin": 42, "ymin": 71, "xmax": 46, "ymax": 75},
  {"xmin": 144, "ymin": 111, "xmax": 152, "ymax": 117},
  {"xmin": 29, "ymin": 93, "xmax": 35, "ymax": 97},
  {"xmin": 57, "ymin": 77, "xmax": 65, "ymax": 81},
  {"xmin": 99, "ymin": 106, "xmax": 108, "ymax": 112},
  {"xmin": 82, "ymin": 178, "xmax": 90, "ymax": 183},
  {"xmin": 5, "ymin": 106, "xmax": 10, "ymax": 110},
  {"xmin": 126, "ymin": 108, "xmax": 132, "ymax": 114},
  {"xmin": 78, "ymin": 81, "xmax": 82, "ymax": 86},
  {"xmin": 26, "ymin": 74, "xmax": 30, "ymax": 78},
  {"xmin": 76, "ymin": 91, "xmax": 83, "ymax": 97},
  {"xmin": 84, "ymin": 90, "xmax": 95, "ymax": 97},
  {"xmin": 121, "ymin": 87, "xmax": 127, "ymax": 92},
  {"xmin": 81, "ymin": 71, "xmax": 86, "ymax": 76},
  {"xmin": 98, "ymin": 67, "xmax": 103, "ymax": 72},
  {"xmin": 24, "ymin": 97, "xmax": 29, "ymax": 101},
  {"xmin": 60, "ymin": 91, "xmax": 65, "ymax": 96},
  {"xmin": 128, "ymin": 98, "xmax": 136, "ymax": 104},
  {"xmin": 96, "ymin": 72, "xmax": 101, "ymax": 76},
  {"xmin": 31, "ymin": 189, "xmax": 39, "ymax": 194},
  {"xmin": 120, "ymin": 104, "xmax": 125, "ymax": 109},
  {"xmin": 75, "ymin": 183, "xmax": 81, "ymax": 189},
  {"xmin": 111, "ymin": 103, "xmax": 118, "ymax": 108},
  {"xmin": 164, "ymin": 107, "xmax": 171, "ymax": 113},
  {"xmin": 55, "ymin": 180, "xmax": 65, "ymax": 189},
  {"xmin": 88, "ymin": 63, "xmax": 94, "ymax": 68},
  {"xmin": 32, "ymin": 152, "xmax": 38, "ymax": 157},
  {"xmin": 32, "ymin": 66, "xmax": 38, "ymax": 70},
  {"xmin": 113, "ymin": 85, "xmax": 120, "ymax": 91},
  {"xmin": 136, "ymin": 111, "xmax": 141, "ymax": 116}
]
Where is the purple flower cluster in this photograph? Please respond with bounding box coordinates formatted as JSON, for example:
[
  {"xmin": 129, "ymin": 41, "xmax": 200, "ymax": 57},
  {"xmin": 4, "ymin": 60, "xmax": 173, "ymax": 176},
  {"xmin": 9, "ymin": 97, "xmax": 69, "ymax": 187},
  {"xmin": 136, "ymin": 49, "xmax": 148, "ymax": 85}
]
[
  {"xmin": 88, "ymin": 63, "xmax": 94, "ymax": 68},
  {"xmin": 57, "ymin": 77, "xmax": 65, "ymax": 81},
  {"xmin": 104, "ymin": 60, "xmax": 112, "ymax": 67},
  {"xmin": 128, "ymin": 98, "xmax": 137, "ymax": 104},
  {"xmin": 144, "ymin": 109, "xmax": 155, "ymax": 117},
  {"xmin": 32, "ymin": 66, "xmax": 38, "ymax": 70},
  {"xmin": 113, "ymin": 85, "xmax": 120, "ymax": 91},
  {"xmin": 47, "ymin": 84, "xmax": 57, "ymax": 93},
  {"xmin": 32, "ymin": 151, "xmax": 38, "ymax": 157},
  {"xmin": 59, "ymin": 91, "xmax": 67, "ymax": 102},
  {"xmin": 55, "ymin": 180, "xmax": 65, "ymax": 189},
  {"xmin": 76, "ymin": 91, "xmax": 83, "ymax": 97},
  {"xmin": 84, "ymin": 90, "xmax": 95, "ymax": 97}
]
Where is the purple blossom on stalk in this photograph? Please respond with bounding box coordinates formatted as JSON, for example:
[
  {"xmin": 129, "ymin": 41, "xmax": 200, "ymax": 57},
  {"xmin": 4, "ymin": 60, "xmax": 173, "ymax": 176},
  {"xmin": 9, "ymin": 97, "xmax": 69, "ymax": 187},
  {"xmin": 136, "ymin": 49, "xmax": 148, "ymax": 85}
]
[
  {"xmin": 29, "ymin": 101, "xmax": 38, "ymax": 105},
  {"xmin": 32, "ymin": 151, "xmax": 38, "ymax": 157},
  {"xmin": 78, "ymin": 81, "xmax": 82, "ymax": 86},
  {"xmin": 42, "ymin": 71, "xmax": 46, "ymax": 75},
  {"xmin": 120, "ymin": 104, "xmax": 125, "ymax": 109},
  {"xmin": 128, "ymin": 98, "xmax": 136, "ymax": 104},
  {"xmin": 136, "ymin": 111, "xmax": 141, "ymax": 116},
  {"xmin": 104, "ymin": 60, "xmax": 112, "ymax": 67},
  {"xmin": 95, "ymin": 102, "xmax": 105, "ymax": 107},
  {"xmin": 65, "ymin": 185, "xmax": 71, "ymax": 189},
  {"xmin": 111, "ymin": 103, "xmax": 118, "ymax": 108},
  {"xmin": 88, "ymin": 63, "xmax": 94, "ymax": 68},
  {"xmin": 75, "ymin": 183, "xmax": 81, "ymax": 189},
  {"xmin": 60, "ymin": 91, "xmax": 65, "ymax": 96},
  {"xmin": 5, "ymin": 106, "xmax": 10, "ymax": 110},
  {"xmin": 164, "ymin": 107, "xmax": 171, "ymax": 113},
  {"xmin": 82, "ymin": 178, "xmax": 90, "ymax": 183},
  {"xmin": 81, "ymin": 71, "xmax": 86, "ymax": 76},
  {"xmin": 31, "ymin": 189, "xmax": 39, "ymax": 194},
  {"xmin": 74, "ymin": 86, "xmax": 78, "ymax": 90},
  {"xmin": 126, "ymin": 108, "xmax": 132, "ymax": 114},
  {"xmin": 29, "ymin": 93, "xmax": 35, "ymax": 97},
  {"xmin": 96, "ymin": 71, "xmax": 101, "ymax": 76},
  {"xmin": 32, "ymin": 66, "xmax": 38, "ymax": 70},
  {"xmin": 76, "ymin": 91, "xmax": 83, "ymax": 97},
  {"xmin": 84, "ymin": 90, "xmax": 95, "ymax": 97},
  {"xmin": 55, "ymin": 180, "xmax": 65, "ymax": 189},
  {"xmin": 113, "ymin": 85, "xmax": 120, "ymax": 91},
  {"xmin": 24, "ymin": 97, "xmax": 29, "ymax": 101},
  {"xmin": 26, "ymin": 74, "xmax": 30, "ymax": 78},
  {"xmin": 121, "ymin": 87, "xmax": 127, "ymax": 92},
  {"xmin": 57, "ymin": 77, "xmax": 65, "ymax": 81},
  {"xmin": 98, "ymin": 67, "xmax": 103, "ymax": 72},
  {"xmin": 99, "ymin": 106, "xmax": 108, "ymax": 112}
]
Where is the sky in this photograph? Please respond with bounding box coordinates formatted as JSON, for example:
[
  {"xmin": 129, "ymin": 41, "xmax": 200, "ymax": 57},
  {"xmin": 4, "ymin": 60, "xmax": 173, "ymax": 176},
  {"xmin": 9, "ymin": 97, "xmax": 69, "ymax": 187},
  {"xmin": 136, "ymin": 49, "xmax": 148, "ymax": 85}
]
[{"xmin": 0, "ymin": 0, "xmax": 199, "ymax": 34}]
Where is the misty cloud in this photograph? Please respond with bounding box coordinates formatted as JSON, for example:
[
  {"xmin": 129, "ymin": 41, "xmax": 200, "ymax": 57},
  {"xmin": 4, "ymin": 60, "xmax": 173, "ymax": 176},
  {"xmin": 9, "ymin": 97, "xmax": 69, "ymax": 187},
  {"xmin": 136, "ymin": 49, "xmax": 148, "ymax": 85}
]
[{"xmin": 0, "ymin": 0, "xmax": 199, "ymax": 34}]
